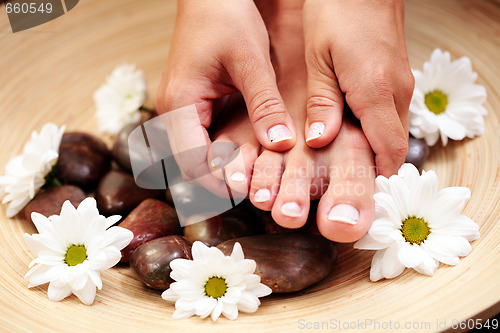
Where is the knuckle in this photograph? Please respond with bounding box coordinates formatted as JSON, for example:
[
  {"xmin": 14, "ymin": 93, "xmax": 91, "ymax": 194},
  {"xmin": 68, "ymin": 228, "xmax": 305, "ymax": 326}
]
[
  {"xmin": 306, "ymin": 95, "xmax": 338, "ymax": 114},
  {"xmin": 249, "ymin": 91, "xmax": 285, "ymax": 125},
  {"xmin": 402, "ymin": 70, "xmax": 416, "ymax": 100},
  {"xmin": 390, "ymin": 136, "xmax": 409, "ymax": 159},
  {"xmin": 157, "ymin": 82, "xmax": 182, "ymax": 112},
  {"xmin": 370, "ymin": 66, "xmax": 393, "ymax": 93}
]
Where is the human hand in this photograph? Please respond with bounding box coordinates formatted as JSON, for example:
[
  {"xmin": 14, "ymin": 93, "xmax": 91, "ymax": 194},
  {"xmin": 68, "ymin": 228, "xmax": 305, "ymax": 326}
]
[
  {"xmin": 156, "ymin": 0, "xmax": 296, "ymax": 192},
  {"xmin": 302, "ymin": 0, "xmax": 414, "ymax": 176}
]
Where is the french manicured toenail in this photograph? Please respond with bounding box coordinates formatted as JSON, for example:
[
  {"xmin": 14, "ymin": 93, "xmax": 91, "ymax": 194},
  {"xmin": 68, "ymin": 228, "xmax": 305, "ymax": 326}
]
[
  {"xmin": 306, "ymin": 122, "xmax": 325, "ymax": 142},
  {"xmin": 254, "ymin": 189, "xmax": 271, "ymax": 203},
  {"xmin": 230, "ymin": 172, "xmax": 246, "ymax": 182},
  {"xmin": 328, "ymin": 204, "xmax": 359, "ymax": 225},
  {"xmin": 268, "ymin": 125, "xmax": 293, "ymax": 143},
  {"xmin": 281, "ymin": 202, "xmax": 302, "ymax": 217},
  {"xmin": 211, "ymin": 156, "xmax": 224, "ymax": 170}
]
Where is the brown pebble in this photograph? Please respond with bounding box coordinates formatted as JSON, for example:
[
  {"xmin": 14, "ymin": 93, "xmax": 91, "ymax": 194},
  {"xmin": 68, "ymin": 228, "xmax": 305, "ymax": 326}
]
[
  {"xmin": 183, "ymin": 206, "xmax": 264, "ymax": 246},
  {"xmin": 24, "ymin": 185, "xmax": 86, "ymax": 222},
  {"xmin": 119, "ymin": 199, "xmax": 181, "ymax": 262},
  {"xmin": 56, "ymin": 132, "xmax": 111, "ymax": 190},
  {"xmin": 218, "ymin": 233, "xmax": 336, "ymax": 293},
  {"xmin": 130, "ymin": 235, "xmax": 192, "ymax": 290},
  {"xmin": 95, "ymin": 170, "xmax": 163, "ymax": 217}
]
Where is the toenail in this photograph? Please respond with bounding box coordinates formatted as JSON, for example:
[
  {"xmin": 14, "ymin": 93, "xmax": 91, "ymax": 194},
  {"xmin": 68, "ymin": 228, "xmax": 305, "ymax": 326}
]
[
  {"xmin": 254, "ymin": 189, "xmax": 271, "ymax": 203},
  {"xmin": 328, "ymin": 204, "xmax": 359, "ymax": 225},
  {"xmin": 306, "ymin": 122, "xmax": 325, "ymax": 142},
  {"xmin": 211, "ymin": 156, "xmax": 224, "ymax": 170},
  {"xmin": 281, "ymin": 202, "xmax": 302, "ymax": 217},
  {"xmin": 268, "ymin": 125, "xmax": 293, "ymax": 143},
  {"xmin": 230, "ymin": 172, "xmax": 246, "ymax": 182}
]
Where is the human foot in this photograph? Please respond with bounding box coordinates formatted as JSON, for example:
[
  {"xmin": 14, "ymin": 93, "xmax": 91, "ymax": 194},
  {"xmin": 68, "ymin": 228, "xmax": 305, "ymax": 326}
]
[{"xmin": 249, "ymin": 3, "xmax": 376, "ymax": 242}]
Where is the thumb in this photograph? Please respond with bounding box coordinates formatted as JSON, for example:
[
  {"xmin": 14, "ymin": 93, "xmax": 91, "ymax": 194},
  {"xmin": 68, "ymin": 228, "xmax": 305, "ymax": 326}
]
[{"xmin": 225, "ymin": 54, "xmax": 296, "ymax": 152}]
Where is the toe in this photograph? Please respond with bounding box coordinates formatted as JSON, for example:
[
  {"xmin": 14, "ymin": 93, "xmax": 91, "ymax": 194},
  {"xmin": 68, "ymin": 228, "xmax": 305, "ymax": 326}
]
[
  {"xmin": 250, "ymin": 150, "xmax": 284, "ymax": 211},
  {"xmin": 271, "ymin": 151, "xmax": 312, "ymax": 228},
  {"xmin": 316, "ymin": 119, "xmax": 376, "ymax": 242},
  {"xmin": 208, "ymin": 140, "xmax": 239, "ymax": 181},
  {"xmin": 223, "ymin": 143, "xmax": 259, "ymax": 197}
]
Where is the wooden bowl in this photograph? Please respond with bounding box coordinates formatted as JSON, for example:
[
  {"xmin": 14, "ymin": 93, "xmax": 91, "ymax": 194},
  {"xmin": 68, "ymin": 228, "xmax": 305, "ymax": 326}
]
[{"xmin": 0, "ymin": 0, "xmax": 499, "ymax": 331}]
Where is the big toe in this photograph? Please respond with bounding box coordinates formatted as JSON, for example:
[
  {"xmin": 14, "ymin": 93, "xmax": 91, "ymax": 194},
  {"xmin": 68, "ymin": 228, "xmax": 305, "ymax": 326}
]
[{"xmin": 317, "ymin": 118, "xmax": 376, "ymax": 243}]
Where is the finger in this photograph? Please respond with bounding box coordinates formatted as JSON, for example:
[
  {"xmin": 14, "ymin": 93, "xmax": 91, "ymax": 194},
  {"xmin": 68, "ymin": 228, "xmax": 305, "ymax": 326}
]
[
  {"xmin": 157, "ymin": 102, "xmax": 229, "ymax": 197},
  {"xmin": 225, "ymin": 52, "xmax": 296, "ymax": 152},
  {"xmin": 347, "ymin": 90, "xmax": 408, "ymax": 177},
  {"xmin": 304, "ymin": 50, "xmax": 345, "ymax": 148}
]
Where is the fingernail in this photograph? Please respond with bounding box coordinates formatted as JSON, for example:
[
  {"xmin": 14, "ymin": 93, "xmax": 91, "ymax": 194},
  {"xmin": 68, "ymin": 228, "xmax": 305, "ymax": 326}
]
[
  {"xmin": 268, "ymin": 125, "xmax": 293, "ymax": 143},
  {"xmin": 328, "ymin": 204, "xmax": 359, "ymax": 225},
  {"xmin": 281, "ymin": 202, "xmax": 302, "ymax": 217},
  {"xmin": 254, "ymin": 189, "xmax": 271, "ymax": 203},
  {"xmin": 306, "ymin": 122, "xmax": 325, "ymax": 142},
  {"xmin": 211, "ymin": 156, "xmax": 224, "ymax": 170},
  {"xmin": 230, "ymin": 172, "xmax": 246, "ymax": 182}
]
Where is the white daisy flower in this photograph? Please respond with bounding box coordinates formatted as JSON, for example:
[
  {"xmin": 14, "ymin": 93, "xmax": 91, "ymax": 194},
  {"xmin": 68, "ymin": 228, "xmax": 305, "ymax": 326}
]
[
  {"xmin": 94, "ymin": 63, "xmax": 147, "ymax": 135},
  {"xmin": 24, "ymin": 197, "xmax": 133, "ymax": 305},
  {"xmin": 0, "ymin": 123, "xmax": 65, "ymax": 218},
  {"xmin": 162, "ymin": 241, "xmax": 272, "ymax": 321},
  {"xmin": 409, "ymin": 48, "xmax": 487, "ymax": 146},
  {"xmin": 354, "ymin": 163, "xmax": 480, "ymax": 281}
]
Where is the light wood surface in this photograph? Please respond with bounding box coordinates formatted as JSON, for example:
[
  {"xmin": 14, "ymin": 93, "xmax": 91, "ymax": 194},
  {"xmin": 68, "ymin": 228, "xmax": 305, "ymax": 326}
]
[{"xmin": 0, "ymin": 0, "xmax": 499, "ymax": 332}]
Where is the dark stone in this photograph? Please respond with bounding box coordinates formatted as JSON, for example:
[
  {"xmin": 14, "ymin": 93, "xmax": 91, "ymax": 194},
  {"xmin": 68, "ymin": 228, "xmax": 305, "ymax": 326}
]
[
  {"xmin": 112, "ymin": 123, "xmax": 140, "ymax": 173},
  {"xmin": 183, "ymin": 206, "xmax": 264, "ymax": 246},
  {"xmin": 130, "ymin": 235, "xmax": 192, "ymax": 290},
  {"xmin": 218, "ymin": 233, "xmax": 336, "ymax": 293},
  {"xmin": 165, "ymin": 180, "xmax": 230, "ymax": 216},
  {"xmin": 56, "ymin": 132, "xmax": 111, "ymax": 190},
  {"xmin": 119, "ymin": 199, "xmax": 181, "ymax": 262},
  {"xmin": 95, "ymin": 170, "xmax": 163, "ymax": 217},
  {"xmin": 249, "ymin": 201, "xmax": 320, "ymax": 235},
  {"xmin": 24, "ymin": 185, "xmax": 86, "ymax": 222},
  {"xmin": 406, "ymin": 136, "xmax": 430, "ymax": 170}
]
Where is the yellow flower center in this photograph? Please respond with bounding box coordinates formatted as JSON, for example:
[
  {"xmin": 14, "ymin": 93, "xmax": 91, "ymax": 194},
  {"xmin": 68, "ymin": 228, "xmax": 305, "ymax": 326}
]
[
  {"xmin": 204, "ymin": 276, "xmax": 227, "ymax": 299},
  {"xmin": 400, "ymin": 216, "xmax": 431, "ymax": 245},
  {"xmin": 64, "ymin": 244, "xmax": 88, "ymax": 266},
  {"xmin": 424, "ymin": 90, "xmax": 448, "ymax": 115}
]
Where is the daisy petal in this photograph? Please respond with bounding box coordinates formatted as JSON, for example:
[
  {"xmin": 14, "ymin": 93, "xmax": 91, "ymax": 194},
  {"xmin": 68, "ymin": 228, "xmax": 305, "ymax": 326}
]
[
  {"xmin": 169, "ymin": 259, "xmax": 193, "ymax": 280},
  {"xmin": 237, "ymin": 291, "xmax": 260, "ymax": 313},
  {"xmin": 433, "ymin": 215, "xmax": 480, "ymax": 241},
  {"xmin": 191, "ymin": 241, "xmax": 210, "ymax": 262},
  {"xmin": 222, "ymin": 302, "xmax": 239, "ymax": 320},
  {"xmin": 369, "ymin": 250, "xmax": 385, "ymax": 282},
  {"xmin": 381, "ymin": 244, "xmax": 406, "ymax": 279},
  {"xmin": 162, "ymin": 288, "xmax": 179, "ymax": 302},
  {"xmin": 47, "ymin": 282, "xmax": 72, "ymax": 302},
  {"xmin": 424, "ymin": 234, "xmax": 472, "ymax": 259},
  {"xmin": 172, "ymin": 308, "xmax": 196, "ymax": 320},
  {"xmin": 249, "ymin": 283, "xmax": 272, "ymax": 298},
  {"xmin": 413, "ymin": 252, "xmax": 439, "ymax": 276},
  {"xmin": 397, "ymin": 243, "xmax": 424, "ymax": 268},
  {"xmin": 195, "ymin": 297, "xmax": 217, "ymax": 318},
  {"xmin": 230, "ymin": 242, "xmax": 244, "ymax": 262},
  {"xmin": 72, "ymin": 280, "xmax": 97, "ymax": 305},
  {"xmin": 211, "ymin": 299, "xmax": 224, "ymax": 321},
  {"xmin": 354, "ymin": 234, "xmax": 390, "ymax": 250}
]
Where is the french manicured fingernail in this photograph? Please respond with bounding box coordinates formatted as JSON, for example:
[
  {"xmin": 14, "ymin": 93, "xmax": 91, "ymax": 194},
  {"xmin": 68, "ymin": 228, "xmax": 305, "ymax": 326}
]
[
  {"xmin": 254, "ymin": 189, "xmax": 271, "ymax": 203},
  {"xmin": 211, "ymin": 156, "xmax": 224, "ymax": 170},
  {"xmin": 230, "ymin": 172, "xmax": 246, "ymax": 182},
  {"xmin": 328, "ymin": 204, "xmax": 359, "ymax": 225},
  {"xmin": 306, "ymin": 122, "xmax": 325, "ymax": 142},
  {"xmin": 268, "ymin": 125, "xmax": 293, "ymax": 143},
  {"xmin": 281, "ymin": 202, "xmax": 302, "ymax": 217}
]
